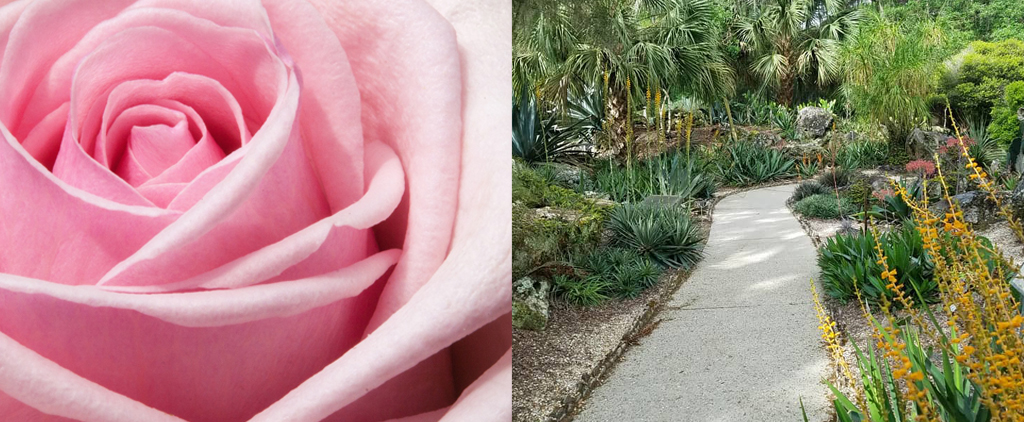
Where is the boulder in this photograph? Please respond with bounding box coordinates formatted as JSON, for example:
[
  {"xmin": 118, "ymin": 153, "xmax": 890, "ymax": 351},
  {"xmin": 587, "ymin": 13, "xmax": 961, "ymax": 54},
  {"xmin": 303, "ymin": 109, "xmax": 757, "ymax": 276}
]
[
  {"xmin": 796, "ymin": 107, "xmax": 833, "ymax": 139},
  {"xmin": 1006, "ymin": 182, "xmax": 1024, "ymax": 221},
  {"xmin": 512, "ymin": 277, "xmax": 550, "ymax": 331},
  {"xmin": 748, "ymin": 129, "xmax": 782, "ymax": 146},
  {"xmin": 533, "ymin": 207, "xmax": 582, "ymax": 221},
  {"xmin": 928, "ymin": 191, "xmax": 1000, "ymax": 230},
  {"xmin": 908, "ymin": 128, "xmax": 948, "ymax": 159}
]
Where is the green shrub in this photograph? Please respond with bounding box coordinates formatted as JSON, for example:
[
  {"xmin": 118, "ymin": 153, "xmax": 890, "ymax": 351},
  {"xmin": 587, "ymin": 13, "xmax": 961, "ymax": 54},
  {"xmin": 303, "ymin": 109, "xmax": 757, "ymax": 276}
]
[
  {"xmin": 512, "ymin": 203, "xmax": 608, "ymax": 280},
  {"xmin": 817, "ymin": 168, "xmax": 851, "ymax": 189},
  {"xmin": 716, "ymin": 141, "xmax": 795, "ymax": 186},
  {"xmin": 551, "ymin": 274, "xmax": 609, "ymax": 306},
  {"xmin": 514, "ymin": 162, "xmax": 595, "ymax": 209},
  {"xmin": 791, "ymin": 180, "xmax": 832, "ymax": 203},
  {"xmin": 987, "ymin": 80, "xmax": 1024, "ymax": 146},
  {"xmin": 836, "ymin": 140, "xmax": 887, "ymax": 169},
  {"xmin": 608, "ymin": 203, "xmax": 705, "ymax": 269},
  {"xmin": 945, "ymin": 39, "xmax": 1024, "ymax": 119},
  {"xmin": 574, "ymin": 248, "xmax": 662, "ymax": 299},
  {"xmin": 582, "ymin": 154, "xmax": 718, "ymax": 203},
  {"xmin": 794, "ymin": 194, "xmax": 856, "ymax": 219},
  {"xmin": 817, "ymin": 225, "xmax": 936, "ymax": 304},
  {"xmin": 844, "ymin": 178, "xmax": 874, "ymax": 208}
]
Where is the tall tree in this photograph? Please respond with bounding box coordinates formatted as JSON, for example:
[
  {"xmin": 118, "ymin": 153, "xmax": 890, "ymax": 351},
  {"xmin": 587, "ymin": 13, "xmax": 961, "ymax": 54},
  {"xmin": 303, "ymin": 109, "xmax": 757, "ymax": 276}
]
[
  {"xmin": 513, "ymin": 0, "xmax": 734, "ymax": 145},
  {"xmin": 734, "ymin": 0, "xmax": 860, "ymax": 106}
]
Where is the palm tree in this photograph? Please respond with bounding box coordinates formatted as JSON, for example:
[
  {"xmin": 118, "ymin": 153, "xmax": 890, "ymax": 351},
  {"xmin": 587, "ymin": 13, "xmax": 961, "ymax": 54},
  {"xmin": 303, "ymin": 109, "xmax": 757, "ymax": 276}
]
[
  {"xmin": 734, "ymin": 0, "xmax": 860, "ymax": 106},
  {"xmin": 513, "ymin": 0, "xmax": 734, "ymax": 153}
]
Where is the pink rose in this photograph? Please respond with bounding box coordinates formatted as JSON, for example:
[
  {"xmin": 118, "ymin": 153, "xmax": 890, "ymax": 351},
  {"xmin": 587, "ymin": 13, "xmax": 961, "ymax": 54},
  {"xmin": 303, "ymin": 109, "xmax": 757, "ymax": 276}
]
[{"xmin": 0, "ymin": 0, "xmax": 511, "ymax": 420}]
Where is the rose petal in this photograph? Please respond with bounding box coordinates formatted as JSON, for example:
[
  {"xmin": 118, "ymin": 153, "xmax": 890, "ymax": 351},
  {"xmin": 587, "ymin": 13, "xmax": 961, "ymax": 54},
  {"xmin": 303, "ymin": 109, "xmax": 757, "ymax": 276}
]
[
  {"xmin": 0, "ymin": 0, "xmax": 135, "ymax": 140},
  {"xmin": 262, "ymin": 0, "xmax": 365, "ymax": 212},
  {"xmin": 305, "ymin": 0, "xmax": 463, "ymax": 333},
  {"xmin": 19, "ymin": 6, "xmax": 280, "ymax": 148},
  {"xmin": 0, "ymin": 250, "xmax": 393, "ymax": 421},
  {"xmin": 95, "ymin": 55, "xmax": 298, "ymax": 286},
  {"xmin": 0, "ymin": 249, "xmax": 399, "ymax": 327},
  {"xmin": 103, "ymin": 141, "xmax": 402, "ymax": 293},
  {"xmin": 251, "ymin": 0, "xmax": 511, "ymax": 417},
  {"xmin": 0, "ymin": 331, "xmax": 186, "ymax": 422},
  {"xmin": 0, "ymin": 123, "xmax": 179, "ymax": 285},
  {"xmin": 439, "ymin": 350, "xmax": 511, "ymax": 421},
  {"xmin": 50, "ymin": 123, "xmax": 155, "ymax": 207}
]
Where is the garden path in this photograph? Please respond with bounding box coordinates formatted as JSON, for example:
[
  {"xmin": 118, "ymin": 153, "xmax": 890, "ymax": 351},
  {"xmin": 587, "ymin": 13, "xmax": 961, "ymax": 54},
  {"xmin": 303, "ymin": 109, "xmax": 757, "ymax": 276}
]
[{"xmin": 577, "ymin": 184, "xmax": 829, "ymax": 421}]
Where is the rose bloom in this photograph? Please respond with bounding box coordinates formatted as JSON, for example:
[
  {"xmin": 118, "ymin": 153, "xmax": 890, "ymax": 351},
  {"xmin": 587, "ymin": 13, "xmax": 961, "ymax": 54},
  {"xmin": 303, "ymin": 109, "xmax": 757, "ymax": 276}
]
[{"xmin": 0, "ymin": 0, "xmax": 511, "ymax": 421}]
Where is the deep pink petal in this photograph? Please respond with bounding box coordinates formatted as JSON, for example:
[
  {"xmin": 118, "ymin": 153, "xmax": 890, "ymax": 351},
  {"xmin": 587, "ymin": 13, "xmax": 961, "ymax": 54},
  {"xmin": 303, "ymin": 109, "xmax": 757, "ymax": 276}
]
[
  {"xmin": 439, "ymin": 350, "xmax": 511, "ymax": 422},
  {"xmin": 306, "ymin": 0, "xmax": 463, "ymax": 334},
  {"xmin": 262, "ymin": 0, "xmax": 365, "ymax": 212}
]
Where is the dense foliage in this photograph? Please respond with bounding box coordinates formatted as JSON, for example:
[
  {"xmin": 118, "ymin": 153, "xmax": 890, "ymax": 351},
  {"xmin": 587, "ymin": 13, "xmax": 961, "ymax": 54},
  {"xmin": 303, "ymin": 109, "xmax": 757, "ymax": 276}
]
[
  {"xmin": 608, "ymin": 203, "xmax": 705, "ymax": 269},
  {"xmin": 794, "ymin": 193, "xmax": 856, "ymax": 219},
  {"xmin": 818, "ymin": 225, "xmax": 936, "ymax": 304}
]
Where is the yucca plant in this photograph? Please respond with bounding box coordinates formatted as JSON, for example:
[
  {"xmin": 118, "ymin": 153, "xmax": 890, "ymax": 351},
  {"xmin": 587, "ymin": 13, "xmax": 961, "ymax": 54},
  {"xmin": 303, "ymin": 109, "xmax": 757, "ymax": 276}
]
[
  {"xmin": 608, "ymin": 203, "xmax": 705, "ymax": 269},
  {"xmin": 791, "ymin": 180, "xmax": 832, "ymax": 203}
]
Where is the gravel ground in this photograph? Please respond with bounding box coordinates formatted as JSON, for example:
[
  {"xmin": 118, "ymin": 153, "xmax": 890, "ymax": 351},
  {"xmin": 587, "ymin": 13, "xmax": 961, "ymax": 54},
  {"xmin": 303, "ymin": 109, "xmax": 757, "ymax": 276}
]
[
  {"xmin": 979, "ymin": 220, "xmax": 1024, "ymax": 265},
  {"xmin": 511, "ymin": 274, "xmax": 679, "ymax": 422}
]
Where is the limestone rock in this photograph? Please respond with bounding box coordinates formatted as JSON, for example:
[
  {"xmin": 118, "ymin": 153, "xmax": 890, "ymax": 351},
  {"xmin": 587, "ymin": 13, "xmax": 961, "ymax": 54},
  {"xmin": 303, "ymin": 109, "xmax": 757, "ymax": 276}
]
[
  {"xmin": 512, "ymin": 277, "xmax": 550, "ymax": 331},
  {"xmin": 929, "ymin": 191, "xmax": 999, "ymax": 230},
  {"xmin": 796, "ymin": 107, "xmax": 833, "ymax": 139},
  {"xmin": 908, "ymin": 128, "xmax": 948, "ymax": 159}
]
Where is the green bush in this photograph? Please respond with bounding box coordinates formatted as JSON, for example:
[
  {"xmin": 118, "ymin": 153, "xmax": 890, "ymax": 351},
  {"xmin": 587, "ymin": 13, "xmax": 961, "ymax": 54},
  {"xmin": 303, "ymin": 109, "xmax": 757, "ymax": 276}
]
[
  {"xmin": 987, "ymin": 80, "xmax": 1024, "ymax": 146},
  {"xmin": 791, "ymin": 180, "xmax": 832, "ymax": 203},
  {"xmin": 512, "ymin": 203, "xmax": 608, "ymax": 280},
  {"xmin": 513, "ymin": 162, "xmax": 593, "ymax": 209},
  {"xmin": 716, "ymin": 141, "xmax": 795, "ymax": 186},
  {"xmin": 607, "ymin": 203, "xmax": 705, "ymax": 269},
  {"xmin": 568, "ymin": 248, "xmax": 662, "ymax": 300},
  {"xmin": 844, "ymin": 178, "xmax": 874, "ymax": 208},
  {"xmin": 794, "ymin": 193, "xmax": 856, "ymax": 219},
  {"xmin": 581, "ymin": 154, "xmax": 718, "ymax": 203},
  {"xmin": 817, "ymin": 168, "xmax": 851, "ymax": 189},
  {"xmin": 836, "ymin": 141, "xmax": 887, "ymax": 169},
  {"xmin": 945, "ymin": 39, "xmax": 1024, "ymax": 119},
  {"xmin": 817, "ymin": 225, "xmax": 936, "ymax": 304}
]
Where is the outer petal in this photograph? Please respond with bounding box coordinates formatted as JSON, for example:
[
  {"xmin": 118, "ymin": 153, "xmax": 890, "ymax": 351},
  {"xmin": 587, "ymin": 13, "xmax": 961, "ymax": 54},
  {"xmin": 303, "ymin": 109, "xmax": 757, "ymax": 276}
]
[
  {"xmin": 252, "ymin": 0, "xmax": 512, "ymax": 419},
  {"xmin": 305, "ymin": 0, "xmax": 463, "ymax": 333},
  {"xmin": 261, "ymin": 0, "xmax": 365, "ymax": 212}
]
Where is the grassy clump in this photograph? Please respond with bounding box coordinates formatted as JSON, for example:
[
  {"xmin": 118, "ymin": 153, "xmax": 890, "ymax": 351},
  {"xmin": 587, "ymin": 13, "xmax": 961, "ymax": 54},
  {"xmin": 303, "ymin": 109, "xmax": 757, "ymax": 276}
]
[
  {"xmin": 791, "ymin": 180, "xmax": 832, "ymax": 202},
  {"xmin": 794, "ymin": 193, "xmax": 856, "ymax": 219}
]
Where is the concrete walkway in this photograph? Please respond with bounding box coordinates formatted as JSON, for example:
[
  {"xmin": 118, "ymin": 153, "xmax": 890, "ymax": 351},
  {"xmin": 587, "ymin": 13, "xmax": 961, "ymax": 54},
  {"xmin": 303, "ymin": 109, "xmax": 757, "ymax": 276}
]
[{"xmin": 577, "ymin": 184, "xmax": 829, "ymax": 422}]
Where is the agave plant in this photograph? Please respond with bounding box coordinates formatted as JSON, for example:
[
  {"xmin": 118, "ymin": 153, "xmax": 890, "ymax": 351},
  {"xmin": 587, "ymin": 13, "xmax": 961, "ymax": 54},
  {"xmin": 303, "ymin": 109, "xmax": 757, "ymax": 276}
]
[
  {"xmin": 651, "ymin": 154, "xmax": 718, "ymax": 200},
  {"xmin": 512, "ymin": 87, "xmax": 590, "ymax": 164},
  {"xmin": 607, "ymin": 203, "xmax": 705, "ymax": 269}
]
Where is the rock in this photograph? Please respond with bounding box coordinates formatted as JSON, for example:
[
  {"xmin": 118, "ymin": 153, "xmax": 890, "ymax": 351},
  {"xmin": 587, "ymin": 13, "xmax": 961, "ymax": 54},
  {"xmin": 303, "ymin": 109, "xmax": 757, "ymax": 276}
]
[
  {"xmin": 512, "ymin": 277, "xmax": 550, "ymax": 331},
  {"xmin": 748, "ymin": 130, "xmax": 781, "ymax": 146},
  {"xmin": 908, "ymin": 128, "xmax": 947, "ymax": 159},
  {"xmin": 543, "ymin": 162, "xmax": 582, "ymax": 187},
  {"xmin": 534, "ymin": 207, "xmax": 582, "ymax": 221},
  {"xmin": 1006, "ymin": 183, "xmax": 1024, "ymax": 221},
  {"xmin": 928, "ymin": 191, "xmax": 999, "ymax": 230},
  {"xmin": 641, "ymin": 195, "xmax": 686, "ymax": 208},
  {"xmin": 795, "ymin": 107, "xmax": 833, "ymax": 139},
  {"xmin": 782, "ymin": 139, "xmax": 824, "ymax": 158},
  {"xmin": 844, "ymin": 131, "xmax": 860, "ymax": 143}
]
